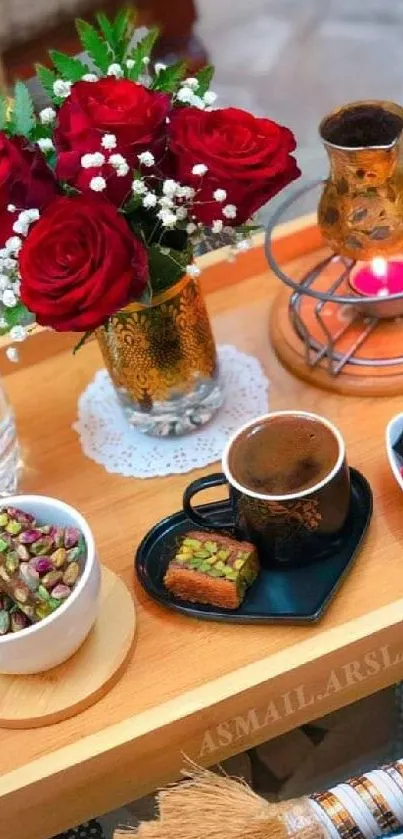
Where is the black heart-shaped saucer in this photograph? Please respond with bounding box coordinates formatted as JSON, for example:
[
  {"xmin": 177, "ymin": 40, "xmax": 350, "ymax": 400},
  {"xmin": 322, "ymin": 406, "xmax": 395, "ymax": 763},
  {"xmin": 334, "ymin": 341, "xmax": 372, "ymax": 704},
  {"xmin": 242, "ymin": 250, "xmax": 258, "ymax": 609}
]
[{"xmin": 135, "ymin": 468, "xmax": 372, "ymax": 624}]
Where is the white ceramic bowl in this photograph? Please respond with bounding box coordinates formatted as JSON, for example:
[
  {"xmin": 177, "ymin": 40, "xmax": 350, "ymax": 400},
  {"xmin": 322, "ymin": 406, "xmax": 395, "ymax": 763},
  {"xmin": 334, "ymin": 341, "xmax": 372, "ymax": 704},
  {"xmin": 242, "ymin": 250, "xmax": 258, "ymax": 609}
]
[
  {"xmin": 0, "ymin": 494, "xmax": 101, "ymax": 674},
  {"xmin": 386, "ymin": 413, "xmax": 403, "ymax": 491}
]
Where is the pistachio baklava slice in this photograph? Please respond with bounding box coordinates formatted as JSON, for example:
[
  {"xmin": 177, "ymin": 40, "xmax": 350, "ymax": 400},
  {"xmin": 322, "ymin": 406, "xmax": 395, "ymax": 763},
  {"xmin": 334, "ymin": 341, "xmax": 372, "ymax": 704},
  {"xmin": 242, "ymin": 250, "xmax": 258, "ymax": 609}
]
[{"xmin": 164, "ymin": 531, "xmax": 260, "ymax": 609}]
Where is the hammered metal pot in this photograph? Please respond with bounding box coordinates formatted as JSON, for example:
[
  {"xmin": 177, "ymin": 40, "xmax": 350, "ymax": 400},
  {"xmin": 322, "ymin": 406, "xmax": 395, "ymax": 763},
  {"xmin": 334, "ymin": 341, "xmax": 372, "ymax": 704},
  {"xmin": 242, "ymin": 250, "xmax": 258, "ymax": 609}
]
[
  {"xmin": 318, "ymin": 100, "xmax": 403, "ymax": 260},
  {"xmin": 97, "ymin": 274, "xmax": 223, "ymax": 437}
]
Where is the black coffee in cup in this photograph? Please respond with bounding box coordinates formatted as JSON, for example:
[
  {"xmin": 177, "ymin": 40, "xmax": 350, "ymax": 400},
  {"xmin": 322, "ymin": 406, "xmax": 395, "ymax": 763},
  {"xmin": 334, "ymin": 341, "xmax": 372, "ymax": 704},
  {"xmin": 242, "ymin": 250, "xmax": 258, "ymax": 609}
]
[
  {"xmin": 183, "ymin": 411, "xmax": 351, "ymax": 567},
  {"xmin": 228, "ymin": 415, "xmax": 340, "ymax": 496}
]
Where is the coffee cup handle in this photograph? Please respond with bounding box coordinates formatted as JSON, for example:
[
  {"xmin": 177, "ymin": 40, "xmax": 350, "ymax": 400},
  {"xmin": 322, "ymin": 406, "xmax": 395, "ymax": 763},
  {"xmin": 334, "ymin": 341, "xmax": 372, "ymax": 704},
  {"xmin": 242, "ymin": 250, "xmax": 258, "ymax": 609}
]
[{"xmin": 183, "ymin": 473, "xmax": 231, "ymax": 531}]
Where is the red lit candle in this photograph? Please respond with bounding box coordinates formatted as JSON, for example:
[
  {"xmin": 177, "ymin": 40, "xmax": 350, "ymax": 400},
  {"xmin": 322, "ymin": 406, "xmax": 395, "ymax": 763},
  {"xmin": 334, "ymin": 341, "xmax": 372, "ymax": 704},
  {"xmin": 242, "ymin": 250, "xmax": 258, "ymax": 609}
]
[
  {"xmin": 350, "ymin": 257, "xmax": 403, "ymax": 298},
  {"xmin": 349, "ymin": 256, "xmax": 403, "ymax": 318}
]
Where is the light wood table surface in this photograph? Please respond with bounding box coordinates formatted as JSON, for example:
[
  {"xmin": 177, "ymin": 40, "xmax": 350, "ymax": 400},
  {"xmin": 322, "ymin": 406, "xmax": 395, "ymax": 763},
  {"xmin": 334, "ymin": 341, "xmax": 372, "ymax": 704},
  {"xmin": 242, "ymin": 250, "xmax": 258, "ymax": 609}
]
[{"xmin": 1, "ymin": 216, "xmax": 403, "ymax": 839}]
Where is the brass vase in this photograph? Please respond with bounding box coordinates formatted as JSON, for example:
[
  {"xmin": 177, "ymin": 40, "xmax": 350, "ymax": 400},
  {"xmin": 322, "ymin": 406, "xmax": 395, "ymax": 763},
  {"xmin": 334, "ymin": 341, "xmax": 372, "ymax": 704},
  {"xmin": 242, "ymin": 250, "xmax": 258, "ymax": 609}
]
[
  {"xmin": 318, "ymin": 100, "xmax": 403, "ymax": 260},
  {"xmin": 97, "ymin": 274, "xmax": 223, "ymax": 436}
]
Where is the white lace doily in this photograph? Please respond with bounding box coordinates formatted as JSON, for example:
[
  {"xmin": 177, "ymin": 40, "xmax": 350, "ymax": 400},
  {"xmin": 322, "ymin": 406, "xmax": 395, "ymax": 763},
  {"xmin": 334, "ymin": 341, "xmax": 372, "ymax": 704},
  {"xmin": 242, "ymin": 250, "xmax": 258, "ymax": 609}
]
[{"xmin": 73, "ymin": 345, "xmax": 269, "ymax": 478}]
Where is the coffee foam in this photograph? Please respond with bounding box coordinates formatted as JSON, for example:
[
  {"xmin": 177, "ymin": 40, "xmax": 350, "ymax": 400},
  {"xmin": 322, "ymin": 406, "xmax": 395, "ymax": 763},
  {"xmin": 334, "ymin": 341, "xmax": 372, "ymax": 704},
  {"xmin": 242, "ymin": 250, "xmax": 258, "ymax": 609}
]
[{"xmin": 228, "ymin": 415, "xmax": 339, "ymax": 496}]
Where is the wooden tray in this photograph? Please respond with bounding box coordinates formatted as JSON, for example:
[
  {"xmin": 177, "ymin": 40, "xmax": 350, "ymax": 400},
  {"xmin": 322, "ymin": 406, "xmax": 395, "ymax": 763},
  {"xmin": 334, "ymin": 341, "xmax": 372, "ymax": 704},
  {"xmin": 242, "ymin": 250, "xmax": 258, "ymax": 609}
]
[
  {"xmin": 270, "ymin": 252, "xmax": 403, "ymax": 396},
  {"xmin": 3, "ymin": 215, "xmax": 403, "ymax": 839}
]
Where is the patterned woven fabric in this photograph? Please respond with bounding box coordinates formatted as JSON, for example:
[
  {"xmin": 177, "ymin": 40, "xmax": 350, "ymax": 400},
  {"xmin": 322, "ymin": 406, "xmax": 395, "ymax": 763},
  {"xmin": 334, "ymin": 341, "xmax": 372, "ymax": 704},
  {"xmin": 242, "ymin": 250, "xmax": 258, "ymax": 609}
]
[{"xmin": 53, "ymin": 819, "xmax": 105, "ymax": 839}]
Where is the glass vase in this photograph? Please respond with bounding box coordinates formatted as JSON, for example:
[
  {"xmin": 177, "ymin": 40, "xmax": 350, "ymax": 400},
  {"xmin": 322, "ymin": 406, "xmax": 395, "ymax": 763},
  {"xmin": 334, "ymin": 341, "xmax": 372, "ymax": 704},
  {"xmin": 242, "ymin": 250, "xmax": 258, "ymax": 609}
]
[
  {"xmin": 0, "ymin": 381, "xmax": 20, "ymax": 494},
  {"xmin": 97, "ymin": 274, "xmax": 223, "ymax": 436}
]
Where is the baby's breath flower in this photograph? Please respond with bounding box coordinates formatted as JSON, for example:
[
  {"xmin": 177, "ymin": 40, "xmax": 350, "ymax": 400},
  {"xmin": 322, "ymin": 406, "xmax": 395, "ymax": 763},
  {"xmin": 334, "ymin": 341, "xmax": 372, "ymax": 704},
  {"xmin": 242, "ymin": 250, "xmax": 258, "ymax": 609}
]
[
  {"xmin": 177, "ymin": 87, "xmax": 194, "ymax": 104},
  {"xmin": 190, "ymin": 95, "xmax": 205, "ymax": 109},
  {"xmin": 159, "ymin": 196, "xmax": 174, "ymax": 209},
  {"xmin": 3, "ymin": 289, "xmax": 16, "ymax": 307},
  {"xmin": 39, "ymin": 107, "xmax": 56, "ymax": 124},
  {"xmin": 53, "ymin": 80, "xmax": 71, "ymax": 98},
  {"xmin": 177, "ymin": 185, "xmax": 195, "ymax": 199},
  {"xmin": 138, "ymin": 151, "xmax": 155, "ymax": 167},
  {"xmin": 6, "ymin": 347, "xmax": 19, "ymax": 363},
  {"xmin": 184, "ymin": 77, "xmax": 199, "ymax": 90},
  {"xmin": 204, "ymin": 91, "xmax": 217, "ymax": 106},
  {"xmin": 236, "ymin": 239, "xmax": 250, "ymax": 252},
  {"xmin": 186, "ymin": 222, "xmax": 197, "ymax": 235},
  {"xmin": 186, "ymin": 263, "xmax": 201, "ymax": 278},
  {"xmin": 157, "ymin": 209, "xmax": 177, "ymax": 228},
  {"xmin": 142, "ymin": 56, "xmax": 150, "ymax": 65},
  {"xmin": 12, "ymin": 220, "xmax": 27, "ymax": 236},
  {"xmin": 212, "ymin": 219, "xmax": 223, "ymax": 234},
  {"xmin": 20, "ymin": 209, "xmax": 39, "ymax": 224},
  {"xmin": 10, "ymin": 325, "xmax": 26, "ymax": 342},
  {"xmin": 132, "ymin": 180, "xmax": 147, "ymax": 195},
  {"xmin": 81, "ymin": 152, "xmax": 105, "ymax": 169},
  {"xmin": 101, "ymin": 134, "xmax": 117, "ymax": 150},
  {"xmin": 82, "ymin": 73, "xmax": 98, "ymax": 82},
  {"xmin": 176, "ymin": 207, "xmax": 188, "ymax": 220},
  {"xmin": 5, "ymin": 237, "xmax": 22, "ymax": 255},
  {"xmin": 107, "ymin": 63, "xmax": 123, "ymax": 78},
  {"xmin": 154, "ymin": 62, "xmax": 167, "ymax": 74},
  {"xmin": 109, "ymin": 154, "xmax": 129, "ymax": 177},
  {"xmin": 143, "ymin": 193, "xmax": 157, "ymax": 209},
  {"xmin": 213, "ymin": 189, "xmax": 227, "ymax": 202},
  {"xmin": 90, "ymin": 176, "xmax": 107, "ymax": 192},
  {"xmin": 163, "ymin": 179, "xmax": 179, "ymax": 197},
  {"xmin": 192, "ymin": 164, "xmax": 207, "ymax": 176},
  {"xmin": 7, "ymin": 204, "xmax": 16, "ymax": 213},
  {"xmin": 37, "ymin": 138, "xmax": 54, "ymax": 153},
  {"xmin": 223, "ymin": 203, "xmax": 237, "ymax": 219},
  {"xmin": 126, "ymin": 58, "xmax": 135, "ymax": 70}
]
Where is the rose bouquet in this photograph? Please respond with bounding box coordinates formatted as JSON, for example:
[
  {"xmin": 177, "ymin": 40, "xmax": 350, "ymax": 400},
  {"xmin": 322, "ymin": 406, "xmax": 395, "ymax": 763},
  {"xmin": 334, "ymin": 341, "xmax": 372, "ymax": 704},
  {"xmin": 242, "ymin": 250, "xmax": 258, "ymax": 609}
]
[{"xmin": 0, "ymin": 9, "xmax": 299, "ymax": 358}]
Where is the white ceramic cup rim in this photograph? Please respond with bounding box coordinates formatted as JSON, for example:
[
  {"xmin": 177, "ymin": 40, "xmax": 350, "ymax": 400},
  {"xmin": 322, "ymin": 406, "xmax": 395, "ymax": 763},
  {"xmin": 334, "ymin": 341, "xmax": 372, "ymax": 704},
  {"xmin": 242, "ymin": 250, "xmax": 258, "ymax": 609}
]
[
  {"xmin": 222, "ymin": 411, "xmax": 346, "ymax": 501},
  {"xmin": 0, "ymin": 494, "xmax": 95, "ymax": 643}
]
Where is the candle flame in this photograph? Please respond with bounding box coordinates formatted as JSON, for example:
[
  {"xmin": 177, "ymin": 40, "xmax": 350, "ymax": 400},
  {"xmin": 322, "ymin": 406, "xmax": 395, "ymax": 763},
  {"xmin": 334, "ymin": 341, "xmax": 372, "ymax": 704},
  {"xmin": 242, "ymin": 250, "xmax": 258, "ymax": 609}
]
[{"xmin": 371, "ymin": 256, "xmax": 388, "ymax": 278}]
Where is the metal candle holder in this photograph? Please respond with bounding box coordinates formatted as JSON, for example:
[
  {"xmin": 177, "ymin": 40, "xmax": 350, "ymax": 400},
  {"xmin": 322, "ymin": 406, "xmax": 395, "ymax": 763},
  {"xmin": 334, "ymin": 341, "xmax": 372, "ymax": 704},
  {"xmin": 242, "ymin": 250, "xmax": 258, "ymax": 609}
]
[{"xmin": 265, "ymin": 180, "xmax": 403, "ymax": 377}]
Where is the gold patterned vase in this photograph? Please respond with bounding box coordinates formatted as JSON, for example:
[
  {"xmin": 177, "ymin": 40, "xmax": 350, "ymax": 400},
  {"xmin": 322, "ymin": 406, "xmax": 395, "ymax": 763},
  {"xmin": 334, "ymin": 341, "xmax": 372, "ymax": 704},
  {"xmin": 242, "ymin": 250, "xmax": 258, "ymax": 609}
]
[
  {"xmin": 318, "ymin": 100, "xmax": 403, "ymax": 260},
  {"xmin": 97, "ymin": 274, "xmax": 223, "ymax": 436}
]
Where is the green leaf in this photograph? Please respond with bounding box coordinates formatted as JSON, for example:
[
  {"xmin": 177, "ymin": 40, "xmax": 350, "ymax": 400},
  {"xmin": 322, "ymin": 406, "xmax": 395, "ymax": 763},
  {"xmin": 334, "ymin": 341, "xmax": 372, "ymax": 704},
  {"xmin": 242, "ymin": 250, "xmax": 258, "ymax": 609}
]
[
  {"xmin": 113, "ymin": 8, "xmax": 133, "ymax": 46},
  {"xmin": 195, "ymin": 64, "xmax": 214, "ymax": 96},
  {"xmin": 12, "ymin": 81, "xmax": 35, "ymax": 137},
  {"xmin": 73, "ymin": 331, "xmax": 93, "ymax": 354},
  {"xmin": 96, "ymin": 12, "xmax": 115, "ymax": 44},
  {"xmin": 127, "ymin": 27, "xmax": 159, "ymax": 80},
  {"xmin": 151, "ymin": 60, "xmax": 186, "ymax": 93},
  {"xmin": 49, "ymin": 50, "xmax": 87, "ymax": 82},
  {"xmin": 96, "ymin": 9, "xmax": 133, "ymax": 63},
  {"xmin": 148, "ymin": 244, "xmax": 187, "ymax": 294},
  {"xmin": 2, "ymin": 302, "xmax": 33, "ymax": 333},
  {"xmin": 76, "ymin": 19, "xmax": 111, "ymax": 73},
  {"xmin": 35, "ymin": 64, "xmax": 59, "ymax": 102},
  {"xmin": 0, "ymin": 96, "xmax": 8, "ymax": 131}
]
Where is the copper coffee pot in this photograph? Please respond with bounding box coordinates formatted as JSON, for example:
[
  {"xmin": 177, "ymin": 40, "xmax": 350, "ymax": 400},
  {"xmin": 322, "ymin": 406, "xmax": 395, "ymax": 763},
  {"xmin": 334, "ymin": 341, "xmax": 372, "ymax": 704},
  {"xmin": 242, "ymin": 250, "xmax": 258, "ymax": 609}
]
[{"xmin": 318, "ymin": 100, "xmax": 403, "ymax": 260}]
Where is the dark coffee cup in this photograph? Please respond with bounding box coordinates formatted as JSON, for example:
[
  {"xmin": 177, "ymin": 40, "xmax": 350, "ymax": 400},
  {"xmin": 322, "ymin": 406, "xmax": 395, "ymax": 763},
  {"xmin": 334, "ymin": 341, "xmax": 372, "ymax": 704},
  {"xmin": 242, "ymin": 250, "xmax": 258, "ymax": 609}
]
[{"xmin": 183, "ymin": 411, "xmax": 351, "ymax": 568}]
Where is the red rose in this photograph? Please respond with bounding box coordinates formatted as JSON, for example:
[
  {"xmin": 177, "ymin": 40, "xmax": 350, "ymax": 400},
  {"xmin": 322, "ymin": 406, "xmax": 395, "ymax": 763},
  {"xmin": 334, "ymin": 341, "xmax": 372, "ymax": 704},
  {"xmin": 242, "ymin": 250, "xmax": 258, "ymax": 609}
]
[
  {"xmin": 20, "ymin": 195, "xmax": 149, "ymax": 332},
  {"xmin": 0, "ymin": 134, "xmax": 58, "ymax": 246},
  {"xmin": 168, "ymin": 107, "xmax": 300, "ymax": 225},
  {"xmin": 55, "ymin": 79, "xmax": 171, "ymax": 206}
]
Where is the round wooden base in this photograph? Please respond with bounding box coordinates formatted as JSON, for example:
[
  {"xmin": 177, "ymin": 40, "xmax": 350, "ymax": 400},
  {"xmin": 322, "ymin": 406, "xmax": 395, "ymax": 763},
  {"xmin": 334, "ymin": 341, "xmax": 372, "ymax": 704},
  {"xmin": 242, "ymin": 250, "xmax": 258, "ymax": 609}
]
[
  {"xmin": 0, "ymin": 567, "xmax": 136, "ymax": 728},
  {"xmin": 270, "ymin": 288, "xmax": 403, "ymax": 396}
]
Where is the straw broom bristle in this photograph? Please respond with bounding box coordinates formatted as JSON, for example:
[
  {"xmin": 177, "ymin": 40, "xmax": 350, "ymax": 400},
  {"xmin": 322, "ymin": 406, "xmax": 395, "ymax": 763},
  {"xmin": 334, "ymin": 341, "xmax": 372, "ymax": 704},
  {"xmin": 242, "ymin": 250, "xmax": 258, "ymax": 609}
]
[{"xmin": 114, "ymin": 764, "xmax": 325, "ymax": 839}]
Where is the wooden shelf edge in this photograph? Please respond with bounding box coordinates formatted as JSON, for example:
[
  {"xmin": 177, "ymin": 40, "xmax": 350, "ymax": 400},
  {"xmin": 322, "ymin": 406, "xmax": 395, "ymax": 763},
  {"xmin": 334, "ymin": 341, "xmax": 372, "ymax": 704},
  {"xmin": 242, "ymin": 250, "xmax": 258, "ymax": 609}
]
[{"xmin": 1, "ymin": 592, "xmax": 402, "ymax": 802}]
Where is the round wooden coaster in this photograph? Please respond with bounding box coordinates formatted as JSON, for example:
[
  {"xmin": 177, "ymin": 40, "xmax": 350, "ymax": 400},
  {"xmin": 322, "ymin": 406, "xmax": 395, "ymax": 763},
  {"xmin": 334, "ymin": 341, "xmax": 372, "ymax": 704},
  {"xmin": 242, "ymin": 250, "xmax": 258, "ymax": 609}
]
[
  {"xmin": 270, "ymin": 287, "xmax": 403, "ymax": 396},
  {"xmin": 0, "ymin": 566, "xmax": 136, "ymax": 728}
]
